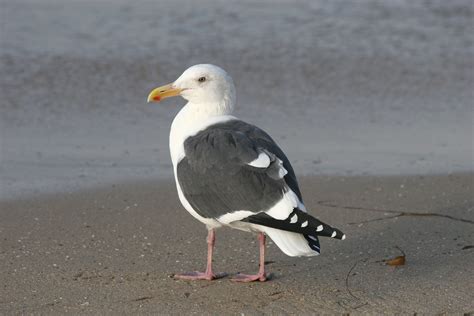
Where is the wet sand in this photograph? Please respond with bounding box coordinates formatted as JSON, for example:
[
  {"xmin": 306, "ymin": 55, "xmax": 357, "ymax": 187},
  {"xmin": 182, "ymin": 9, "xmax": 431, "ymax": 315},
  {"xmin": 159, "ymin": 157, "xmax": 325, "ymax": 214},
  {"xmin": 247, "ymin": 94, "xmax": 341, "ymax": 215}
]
[
  {"xmin": 1, "ymin": 174, "xmax": 473, "ymax": 314},
  {"xmin": 1, "ymin": 0, "xmax": 473, "ymax": 199}
]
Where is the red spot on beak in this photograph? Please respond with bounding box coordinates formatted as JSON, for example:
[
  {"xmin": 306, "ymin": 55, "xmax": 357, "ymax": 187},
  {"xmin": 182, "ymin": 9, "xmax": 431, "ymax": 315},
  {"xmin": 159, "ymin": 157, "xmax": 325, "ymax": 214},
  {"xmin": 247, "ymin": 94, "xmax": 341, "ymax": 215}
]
[{"xmin": 153, "ymin": 95, "xmax": 161, "ymax": 101}]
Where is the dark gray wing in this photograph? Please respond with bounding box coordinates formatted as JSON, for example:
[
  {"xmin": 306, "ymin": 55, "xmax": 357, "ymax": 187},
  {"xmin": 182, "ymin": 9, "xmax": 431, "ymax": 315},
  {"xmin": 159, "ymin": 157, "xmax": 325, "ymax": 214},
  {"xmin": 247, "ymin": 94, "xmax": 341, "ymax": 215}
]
[{"xmin": 177, "ymin": 120, "xmax": 302, "ymax": 219}]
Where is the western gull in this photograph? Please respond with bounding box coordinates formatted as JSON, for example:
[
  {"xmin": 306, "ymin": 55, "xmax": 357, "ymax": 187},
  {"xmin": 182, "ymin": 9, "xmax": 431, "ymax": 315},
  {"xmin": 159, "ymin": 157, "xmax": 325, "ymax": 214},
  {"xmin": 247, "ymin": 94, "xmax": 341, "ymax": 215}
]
[{"xmin": 147, "ymin": 64, "xmax": 345, "ymax": 282}]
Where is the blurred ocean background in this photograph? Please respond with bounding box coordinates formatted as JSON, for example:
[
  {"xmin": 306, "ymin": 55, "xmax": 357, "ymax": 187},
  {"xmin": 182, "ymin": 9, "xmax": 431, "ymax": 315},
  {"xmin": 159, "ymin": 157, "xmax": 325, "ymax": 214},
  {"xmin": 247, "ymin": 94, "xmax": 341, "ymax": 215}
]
[{"xmin": 1, "ymin": 0, "xmax": 473, "ymax": 199}]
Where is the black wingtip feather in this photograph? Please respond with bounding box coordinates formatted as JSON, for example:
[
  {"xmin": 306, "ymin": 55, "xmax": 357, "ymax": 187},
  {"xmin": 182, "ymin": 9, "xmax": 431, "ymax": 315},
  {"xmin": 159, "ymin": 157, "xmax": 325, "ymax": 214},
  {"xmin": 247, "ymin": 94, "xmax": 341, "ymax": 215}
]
[
  {"xmin": 303, "ymin": 234, "xmax": 321, "ymax": 254},
  {"xmin": 242, "ymin": 208, "xmax": 346, "ymax": 240}
]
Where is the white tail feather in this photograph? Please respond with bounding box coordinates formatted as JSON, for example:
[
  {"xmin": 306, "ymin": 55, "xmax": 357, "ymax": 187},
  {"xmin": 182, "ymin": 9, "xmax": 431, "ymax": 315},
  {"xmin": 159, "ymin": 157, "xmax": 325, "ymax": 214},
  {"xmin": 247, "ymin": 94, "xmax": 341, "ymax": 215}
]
[{"xmin": 258, "ymin": 226, "xmax": 319, "ymax": 257}]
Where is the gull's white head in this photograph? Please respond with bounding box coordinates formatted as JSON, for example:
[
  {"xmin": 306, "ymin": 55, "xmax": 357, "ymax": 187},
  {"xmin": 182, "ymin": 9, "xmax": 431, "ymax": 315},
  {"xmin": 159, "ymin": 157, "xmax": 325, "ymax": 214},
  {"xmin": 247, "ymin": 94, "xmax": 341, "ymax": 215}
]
[{"xmin": 147, "ymin": 64, "xmax": 236, "ymax": 115}]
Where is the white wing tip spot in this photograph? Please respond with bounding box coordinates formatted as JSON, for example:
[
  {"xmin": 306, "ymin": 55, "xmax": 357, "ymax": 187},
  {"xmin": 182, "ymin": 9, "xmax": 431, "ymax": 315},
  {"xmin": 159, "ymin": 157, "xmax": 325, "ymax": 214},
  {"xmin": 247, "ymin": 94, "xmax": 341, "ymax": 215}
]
[
  {"xmin": 290, "ymin": 214, "xmax": 298, "ymax": 224},
  {"xmin": 301, "ymin": 220, "xmax": 308, "ymax": 227},
  {"xmin": 331, "ymin": 231, "xmax": 337, "ymax": 238},
  {"xmin": 342, "ymin": 234, "xmax": 346, "ymax": 240},
  {"xmin": 316, "ymin": 225, "xmax": 323, "ymax": 232},
  {"xmin": 311, "ymin": 244, "xmax": 320, "ymax": 251}
]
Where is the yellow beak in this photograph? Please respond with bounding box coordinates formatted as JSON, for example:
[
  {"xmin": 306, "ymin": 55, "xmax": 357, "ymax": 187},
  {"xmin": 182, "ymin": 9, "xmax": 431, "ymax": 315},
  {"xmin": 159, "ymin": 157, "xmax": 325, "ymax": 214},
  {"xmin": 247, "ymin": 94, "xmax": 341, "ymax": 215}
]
[{"xmin": 147, "ymin": 83, "xmax": 182, "ymax": 103}]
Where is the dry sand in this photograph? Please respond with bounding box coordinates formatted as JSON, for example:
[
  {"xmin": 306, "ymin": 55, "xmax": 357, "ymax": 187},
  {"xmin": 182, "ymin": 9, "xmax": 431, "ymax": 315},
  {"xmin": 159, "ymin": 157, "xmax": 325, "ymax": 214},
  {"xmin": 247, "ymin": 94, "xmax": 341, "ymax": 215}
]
[{"xmin": 1, "ymin": 174, "xmax": 473, "ymax": 314}]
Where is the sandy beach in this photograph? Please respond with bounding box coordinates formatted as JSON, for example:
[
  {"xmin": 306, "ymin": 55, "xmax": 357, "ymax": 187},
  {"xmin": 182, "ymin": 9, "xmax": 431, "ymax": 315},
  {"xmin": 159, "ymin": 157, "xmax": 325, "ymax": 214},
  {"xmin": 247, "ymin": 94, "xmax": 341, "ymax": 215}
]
[
  {"xmin": 1, "ymin": 174, "xmax": 473, "ymax": 314},
  {"xmin": 1, "ymin": 0, "xmax": 473, "ymax": 314}
]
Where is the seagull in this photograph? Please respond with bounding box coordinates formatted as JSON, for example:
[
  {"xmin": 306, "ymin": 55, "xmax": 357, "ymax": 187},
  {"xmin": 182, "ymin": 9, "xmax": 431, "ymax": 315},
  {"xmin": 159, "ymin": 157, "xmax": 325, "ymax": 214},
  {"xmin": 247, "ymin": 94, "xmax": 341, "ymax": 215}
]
[{"xmin": 147, "ymin": 64, "xmax": 345, "ymax": 282}]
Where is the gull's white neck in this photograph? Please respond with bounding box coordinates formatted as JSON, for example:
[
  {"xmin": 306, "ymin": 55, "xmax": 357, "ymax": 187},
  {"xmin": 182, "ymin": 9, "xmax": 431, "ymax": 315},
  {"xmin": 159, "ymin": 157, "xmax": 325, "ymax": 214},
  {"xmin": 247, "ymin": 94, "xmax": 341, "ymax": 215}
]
[{"xmin": 169, "ymin": 102, "xmax": 236, "ymax": 167}]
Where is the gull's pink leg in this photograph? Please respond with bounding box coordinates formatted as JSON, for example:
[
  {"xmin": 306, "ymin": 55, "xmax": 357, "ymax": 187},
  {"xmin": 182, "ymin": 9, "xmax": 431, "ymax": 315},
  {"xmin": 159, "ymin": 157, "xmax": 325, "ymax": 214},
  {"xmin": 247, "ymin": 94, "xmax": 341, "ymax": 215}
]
[
  {"xmin": 174, "ymin": 229, "xmax": 227, "ymax": 281},
  {"xmin": 232, "ymin": 232, "xmax": 267, "ymax": 282}
]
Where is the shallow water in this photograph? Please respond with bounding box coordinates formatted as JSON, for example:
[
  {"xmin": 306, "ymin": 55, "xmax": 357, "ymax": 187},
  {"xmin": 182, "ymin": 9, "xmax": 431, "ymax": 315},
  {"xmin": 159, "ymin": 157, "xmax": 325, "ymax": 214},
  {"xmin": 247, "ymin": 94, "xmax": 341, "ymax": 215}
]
[{"xmin": 1, "ymin": 0, "xmax": 473, "ymax": 199}]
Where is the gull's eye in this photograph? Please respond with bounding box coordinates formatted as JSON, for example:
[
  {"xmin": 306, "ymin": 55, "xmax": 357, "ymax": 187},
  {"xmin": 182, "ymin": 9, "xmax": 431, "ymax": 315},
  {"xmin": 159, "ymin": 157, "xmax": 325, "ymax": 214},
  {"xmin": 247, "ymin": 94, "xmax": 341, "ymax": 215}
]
[{"xmin": 198, "ymin": 76, "xmax": 206, "ymax": 83}]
